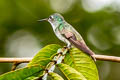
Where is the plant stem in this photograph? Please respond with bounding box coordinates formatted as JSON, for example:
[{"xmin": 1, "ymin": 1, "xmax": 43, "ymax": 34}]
[{"xmin": 0, "ymin": 55, "xmax": 120, "ymax": 63}]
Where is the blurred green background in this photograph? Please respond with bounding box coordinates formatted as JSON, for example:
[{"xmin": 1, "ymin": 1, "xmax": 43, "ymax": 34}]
[{"xmin": 0, "ymin": 0, "xmax": 120, "ymax": 80}]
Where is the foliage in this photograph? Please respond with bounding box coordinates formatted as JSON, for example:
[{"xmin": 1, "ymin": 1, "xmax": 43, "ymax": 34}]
[
  {"xmin": 0, "ymin": 65, "xmax": 43, "ymax": 80},
  {"xmin": 57, "ymin": 63, "xmax": 87, "ymax": 80},
  {"xmin": 64, "ymin": 48, "xmax": 99, "ymax": 80},
  {"xmin": 27, "ymin": 44, "xmax": 61, "ymax": 67},
  {"xmin": 48, "ymin": 72, "xmax": 64, "ymax": 80},
  {"xmin": 0, "ymin": 44, "xmax": 99, "ymax": 80}
]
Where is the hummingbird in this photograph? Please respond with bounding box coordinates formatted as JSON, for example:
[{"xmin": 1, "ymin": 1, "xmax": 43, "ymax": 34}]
[{"xmin": 38, "ymin": 13, "xmax": 96, "ymax": 61}]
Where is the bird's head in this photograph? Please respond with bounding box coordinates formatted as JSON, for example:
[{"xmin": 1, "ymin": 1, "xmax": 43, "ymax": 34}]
[{"xmin": 38, "ymin": 13, "xmax": 65, "ymax": 30}]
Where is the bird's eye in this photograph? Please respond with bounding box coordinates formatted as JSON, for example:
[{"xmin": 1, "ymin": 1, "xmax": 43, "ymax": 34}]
[
  {"xmin": 49, "ymin": 16, "xmax": 54, "ymax": 21},
  {"xmin": 49, "ymin": 16, "xmax": 52, "ymax": 19}
]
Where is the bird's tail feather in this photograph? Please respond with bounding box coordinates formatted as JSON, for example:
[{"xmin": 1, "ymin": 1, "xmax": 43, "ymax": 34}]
[{"xmin": 68, "ymin": 38, "xmax": 96, "ymax": 61}]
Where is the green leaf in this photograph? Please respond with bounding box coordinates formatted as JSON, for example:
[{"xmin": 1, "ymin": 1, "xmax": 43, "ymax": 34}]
[
  {"xmin": 64, "ymin": 48, "xmax": 99, "ymax": 80},
  {"xmin": 0, "ymin": 44, "xmax": 61, "ymax": 80},
  {"xmin": 24, "ymin": 70, "xmax": 44, "ymax": 80},
  {"xmin": 27, "ymin": 44, "xmax": 61, "ymax": 67},
  {"xmin": 0, "ymin": 65, "xmax": 43, "ymax": 80},
  {"xmin": 49, "ymin": 72, "xmax": 64, "ymax": 80},
  {"xmin": 57, "ymin": 63, "xmax": 87, "ymax": 80}
]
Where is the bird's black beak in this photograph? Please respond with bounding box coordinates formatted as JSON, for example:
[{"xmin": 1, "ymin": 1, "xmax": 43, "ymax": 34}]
[{"xmin": 37, "ymin": 18, "xmax": 48, "ymax": 22}]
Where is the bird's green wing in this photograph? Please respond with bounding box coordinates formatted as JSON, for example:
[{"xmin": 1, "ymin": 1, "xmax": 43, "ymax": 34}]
[{"xmin": 64, "ymin": 23, "xmax": 86, "ymax": 43}]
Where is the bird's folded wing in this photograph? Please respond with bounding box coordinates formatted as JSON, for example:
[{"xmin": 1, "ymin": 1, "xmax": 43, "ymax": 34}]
[{"xmin": 63, "ymin": 32, "xmax": 95, "ymax": 56}]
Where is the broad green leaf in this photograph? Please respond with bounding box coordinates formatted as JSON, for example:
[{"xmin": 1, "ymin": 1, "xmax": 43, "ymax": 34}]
[
  {"xmin": 49, "ymin": 72, "xmax": 64, "ymax": 80},
  {"xmin": 0, "ymin": 44, "xmax": 61, "ymax": 80},
  {"xmin": 0, "ymin": 65, "xmax": 43, "ymax": 80},
  {"xmin": 57, "ymin": 63, "xmax": 87, "ymax": 80},
  {"xmin": 64, "ymin": 48, "xmax": 99, "ymax": 80},
  {"xmin": 27, "ymin": 44, "xmax": 61, "ymax": 67},
  {"xmin": 24, "ymin": 70, "xmax": 44, "ymax": 80}
]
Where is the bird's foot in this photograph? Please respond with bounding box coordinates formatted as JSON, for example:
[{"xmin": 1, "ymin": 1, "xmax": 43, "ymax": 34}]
[
  {"xmin": 64, "ymin": 45, "xmax": 71, "ymax": 50},
  {"xmin": 63, "ymin": 46, "xmax": 68, "ymax": 49}
]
